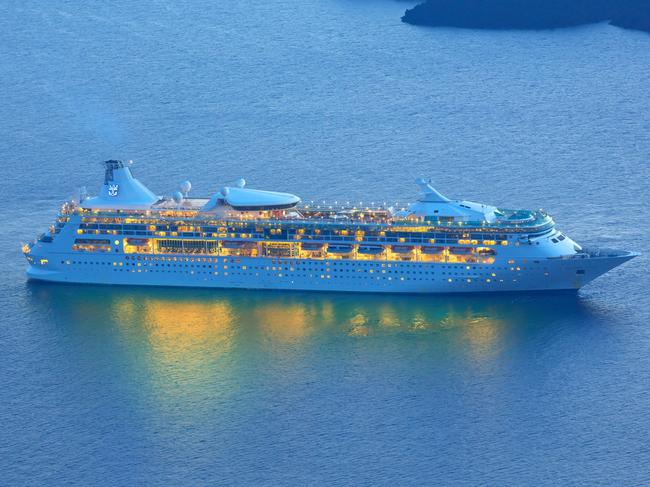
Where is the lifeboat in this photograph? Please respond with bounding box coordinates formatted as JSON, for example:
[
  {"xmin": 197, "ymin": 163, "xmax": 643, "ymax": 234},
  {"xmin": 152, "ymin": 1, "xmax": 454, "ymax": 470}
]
[
  {"xmin": 477, "ymin": 247, "xmax": 496, "ymax": 255},
  {"xmin": 391, "ymin": 245, "xmax": 414, "ymax": 254},
  {"xmin": 221, "ymin": 241, "xmax": 256, "ymax": 249},
  {"xmin": 126, "ymin": 238, "xmax": 149, "ymax": 246},
  {"xmin": 75, "ymin": 238, "xmax": 111, "ymax": 245},
  {"xmin": 358, "ymin": 245, "xmax": 384, "ymax": 255},
  {"xmin": 327, "ymin": 244, "xmax": 354, "ymax": 253},
  {"xmin": 301, "ymin": 242, "xmax": 324, "ymax": 251},
  {"xmin": 449, "ymin": 246, "xmax": 473, "ymax": 254},
  {"xmin": 421, "ymin": 245, "xmax": 445, "ymax": 255}
]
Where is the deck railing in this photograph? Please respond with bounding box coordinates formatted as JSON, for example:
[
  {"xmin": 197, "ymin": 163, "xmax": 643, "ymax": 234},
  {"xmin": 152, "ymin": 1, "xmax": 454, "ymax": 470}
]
[{"xmin": 64, "ymin": 204, "xmax": 553, "ymax": 231}]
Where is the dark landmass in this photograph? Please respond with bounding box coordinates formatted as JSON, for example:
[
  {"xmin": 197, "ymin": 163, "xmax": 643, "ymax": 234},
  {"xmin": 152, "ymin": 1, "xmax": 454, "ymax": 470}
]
[
  {"xmin": 401, "ymin": 0, "xmax": 650, "ymax": 33},
  {"xmin": 611, "ymin": 2, "xmax": 650, "ymax": 32}
]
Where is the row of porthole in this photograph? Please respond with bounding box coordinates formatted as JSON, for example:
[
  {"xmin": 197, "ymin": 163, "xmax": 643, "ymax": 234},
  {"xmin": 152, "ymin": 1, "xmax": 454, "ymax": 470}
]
[
  {"xmin": 108, "ymin": 267, "xmax": 526, "ymax": 284},
  {"xmin": 69, "ymin": 260, "xmax": 519, "ymax": 277},
  {"xmin": 117, "ymin": 261, "xmax": 499, "ymax": 277},
  {"xmin": 63, "ymin": 259, "xmax": 551, "ymax": 280}
]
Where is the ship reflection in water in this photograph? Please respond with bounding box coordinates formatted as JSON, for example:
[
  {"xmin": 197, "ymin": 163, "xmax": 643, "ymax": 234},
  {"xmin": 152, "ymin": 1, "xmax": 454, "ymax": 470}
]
[
  {"xmin": 26, "ymin": 283, "xmax": 607, "ymax": 409},
  {"xmin": 111, "ymin": 296, "xmax": 237, "ymax": 400}
]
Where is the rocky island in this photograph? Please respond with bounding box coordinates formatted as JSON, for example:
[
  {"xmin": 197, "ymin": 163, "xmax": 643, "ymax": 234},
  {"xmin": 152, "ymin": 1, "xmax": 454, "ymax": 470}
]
[{"xmin": 401, "ymin": 0, "xmax": 650, "ymax": 33}]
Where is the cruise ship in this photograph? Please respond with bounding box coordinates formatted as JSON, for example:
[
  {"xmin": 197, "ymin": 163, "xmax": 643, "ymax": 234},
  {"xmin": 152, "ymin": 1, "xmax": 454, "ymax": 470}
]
[{"xmin": 23, "ymin": 160, "xmax": 637, "ymax": 293}]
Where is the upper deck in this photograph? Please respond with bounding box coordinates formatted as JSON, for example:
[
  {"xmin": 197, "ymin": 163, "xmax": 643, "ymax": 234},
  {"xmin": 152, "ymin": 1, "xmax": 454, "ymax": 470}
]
[
  {"xmin": 60, "ymin": 161, "xmax": 555, "ymax": 238},
  {"xmin": 62, "ymin": 199, "xmax": 555, "ymax": 236}
]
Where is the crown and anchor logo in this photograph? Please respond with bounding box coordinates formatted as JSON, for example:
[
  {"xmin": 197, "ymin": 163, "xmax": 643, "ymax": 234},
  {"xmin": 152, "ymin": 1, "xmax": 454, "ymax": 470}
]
[{"xmin": 108, "ymin": 184, "xmax": 119, "ymax": 197}]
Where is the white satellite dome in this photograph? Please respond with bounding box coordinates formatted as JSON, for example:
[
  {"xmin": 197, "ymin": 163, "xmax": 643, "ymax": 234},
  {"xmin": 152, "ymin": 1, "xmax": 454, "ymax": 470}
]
[
  {"xmin": 180, "ymin": 180, "xmax": 192, "ymax": 195},
  {"xmin": 172, "ymin": 191, "xmax": 184, "ymax": 204}
]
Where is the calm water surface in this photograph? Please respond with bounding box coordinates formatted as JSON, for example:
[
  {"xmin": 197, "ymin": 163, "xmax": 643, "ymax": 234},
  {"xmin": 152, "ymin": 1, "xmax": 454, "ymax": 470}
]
[{"xmin": 1, "ymin": 0, "xmax": 649, "ymax": 485}]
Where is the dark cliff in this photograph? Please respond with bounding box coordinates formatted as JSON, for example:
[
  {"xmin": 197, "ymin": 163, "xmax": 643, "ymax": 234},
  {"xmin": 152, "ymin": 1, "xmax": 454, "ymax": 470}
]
[{"xmin": 401, "ymin": 0, "xmax": 650, "ymax": 33}]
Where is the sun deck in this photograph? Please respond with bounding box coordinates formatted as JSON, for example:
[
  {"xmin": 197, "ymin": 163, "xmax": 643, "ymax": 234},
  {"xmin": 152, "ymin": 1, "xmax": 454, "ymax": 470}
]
[{"xmin": 64, "ymin": 199, "xmax": 554, "ymax": 234}]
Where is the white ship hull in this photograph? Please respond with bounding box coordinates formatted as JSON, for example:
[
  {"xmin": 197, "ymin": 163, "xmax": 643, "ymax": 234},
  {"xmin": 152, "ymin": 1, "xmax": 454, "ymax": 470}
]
[{"xmin": 26, "ymin": 250, "xmax": 636, "ymax": 294}]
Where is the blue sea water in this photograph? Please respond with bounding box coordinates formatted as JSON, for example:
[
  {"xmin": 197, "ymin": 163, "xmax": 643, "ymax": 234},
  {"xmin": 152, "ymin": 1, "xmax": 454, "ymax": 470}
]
[{"xmin": 1, "ymin": 0, "xmax": 649, "ymax": 484}]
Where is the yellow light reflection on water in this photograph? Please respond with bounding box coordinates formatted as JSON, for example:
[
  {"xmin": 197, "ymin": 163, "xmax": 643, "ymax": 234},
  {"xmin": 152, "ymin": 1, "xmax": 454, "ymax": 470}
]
[
  {"xmin": 143, "ymin": 299, "xmax": 234, "ymax": 358},
  {"xmin": 256, "ymin": 305, "xmax": 311, "ymax": 343},
  {"xmin": 441, "ymin": 311, "xmax": 504, "ymax": 363},
  {"xmin": 111, "ymin": 296, "xmax": 235, "ymax": 402},
  {"xmin": 377, "ymin": 305, "xmax": 400, "ymax": 328},
  {"xmin": 35, "ymin": 283, "xmax": 516, "ymax": 393},
  {"xmin": 461, "ymin": 315, "xmax": 503, "ymax": 361},
  {"xmin": 320, "ymin": 301, "xmax": 335, "ymax": 324},
  {"xmin": 109, "ymin": 292, "xmax": 507, "ymax": 367}
]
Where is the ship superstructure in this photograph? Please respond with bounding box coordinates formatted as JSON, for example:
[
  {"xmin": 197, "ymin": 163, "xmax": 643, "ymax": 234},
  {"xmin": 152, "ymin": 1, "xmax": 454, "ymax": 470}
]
[{"xmin": 23, "ymin": 160, "xmax": 637, "ymax": 293}]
